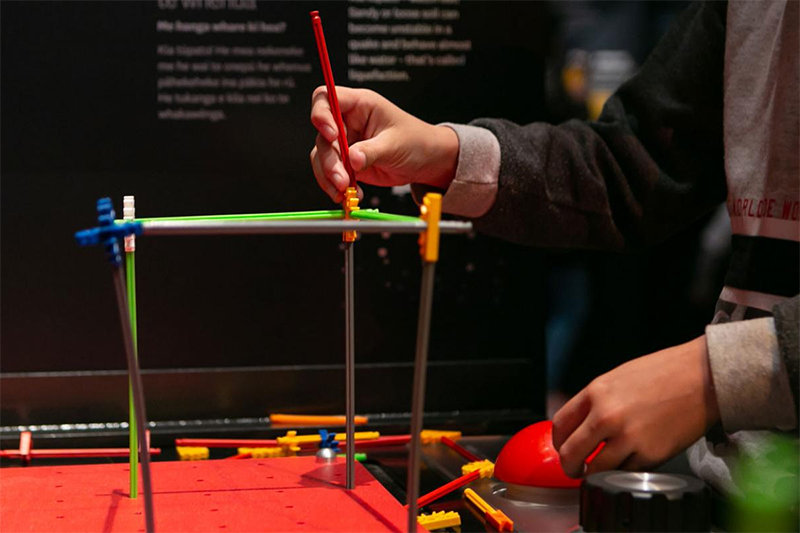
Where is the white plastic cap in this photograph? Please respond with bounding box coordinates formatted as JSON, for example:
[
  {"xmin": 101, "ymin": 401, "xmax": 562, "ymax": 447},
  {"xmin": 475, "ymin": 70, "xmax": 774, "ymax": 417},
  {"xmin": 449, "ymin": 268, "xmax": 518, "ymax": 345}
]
[
  {"xmin": 123, "ymin": 195, "xmax": 135, "ymax": 221},
  {"xmin": 123, "ymin": 195, "xmax": 136, "ymax": 251}
]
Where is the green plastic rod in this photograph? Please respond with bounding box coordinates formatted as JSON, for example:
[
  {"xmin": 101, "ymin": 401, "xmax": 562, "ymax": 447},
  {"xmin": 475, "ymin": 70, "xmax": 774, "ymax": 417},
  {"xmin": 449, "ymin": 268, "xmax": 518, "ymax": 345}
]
[
  {"xmin": 350, "ymin": 210, "xmax": 421, "ymax": 223},
  {"xmin": 114, "ymin": 208, "xmax": 398, "ymax": 224},
  {"xmin": 123, "ymin": 210, "xmax": 350, "ymax": 223},
  {"xmin": 126, "ymin": 250, "xmax": 139, "ymax": 499}
]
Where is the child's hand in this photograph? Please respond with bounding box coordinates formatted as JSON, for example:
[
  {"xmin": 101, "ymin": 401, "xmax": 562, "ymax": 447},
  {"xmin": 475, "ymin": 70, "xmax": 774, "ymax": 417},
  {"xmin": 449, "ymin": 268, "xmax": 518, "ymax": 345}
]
[
  {"xmin": 552, "ymin": 336, "xmax": 720, "ymax": 477},
  {"xmin": 309, "ymin": 86, "xmax": 459, "ymax": 203}
]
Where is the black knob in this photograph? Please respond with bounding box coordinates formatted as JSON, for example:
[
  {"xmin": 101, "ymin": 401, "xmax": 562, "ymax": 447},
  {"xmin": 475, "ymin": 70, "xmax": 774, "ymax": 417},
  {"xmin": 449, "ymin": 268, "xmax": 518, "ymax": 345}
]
[{"xmin": 580, "ymin": 471, "xmax": 710, "ymax": 532}]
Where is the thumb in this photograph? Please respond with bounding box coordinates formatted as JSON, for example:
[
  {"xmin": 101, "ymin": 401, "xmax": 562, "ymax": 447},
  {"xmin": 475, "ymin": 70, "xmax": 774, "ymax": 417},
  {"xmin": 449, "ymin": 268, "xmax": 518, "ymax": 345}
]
[{"xmin": 349, "ymin": 133, "xmax": 394, "ymax": 172}]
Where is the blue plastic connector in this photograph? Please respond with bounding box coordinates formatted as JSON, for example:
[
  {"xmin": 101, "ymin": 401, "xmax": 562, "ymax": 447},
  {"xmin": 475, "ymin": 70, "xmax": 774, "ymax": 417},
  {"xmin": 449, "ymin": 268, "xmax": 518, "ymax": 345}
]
[
  {"xmin": 318, "ymin": 430, "xmax": 340, "ymax": 453},
  {"xmin": 74, "ymin": 198, "xmax": 143, "ymax": 266}
]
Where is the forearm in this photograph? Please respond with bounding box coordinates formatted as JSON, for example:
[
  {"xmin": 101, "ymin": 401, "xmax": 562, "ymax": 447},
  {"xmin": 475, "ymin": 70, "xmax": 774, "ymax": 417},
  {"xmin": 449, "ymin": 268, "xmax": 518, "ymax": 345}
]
[{"xmin": 423, "ymin": 1, "xmax": 729, "ymax": 250}]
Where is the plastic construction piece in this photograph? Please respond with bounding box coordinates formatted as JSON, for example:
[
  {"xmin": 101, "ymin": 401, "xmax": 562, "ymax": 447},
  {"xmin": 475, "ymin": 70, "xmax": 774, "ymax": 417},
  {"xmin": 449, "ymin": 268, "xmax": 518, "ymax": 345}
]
[
  {"xmin": 441, "ymin": 436, "xmax": 481, "ymax": 463},
  {"xmin": 0, "ymin": 456, "xmax": 425, "ymax": 532},
  {"xmin": 350, "ymin": 210, "xmax": 421, "ymax": 223},
  {"xmin": 276, "ymin": 430, "xmax": 380, "ymax": 448},
  {"xmin": 74, "ymin": 198, "xmax": 143, "ymax": 265},
  {"xmin": 310, "ymin": 10, "xmax": 355, "ymax": 189},
  {"xmin": 337, "ymin": 452, "xmax": 367, "ymax": 462},
  {"xmin": 414, "ymin": 469, "xmax": 480, "ymax": 509},
  {"xmin": 342, "ymin": 435, "xmax": 412, "ymax": 449},
  {"xmin": 417, "ymin": 511, "xmax": 461, "ymax": 531},
  {"xmin": 0, "ymin": 431, "xmax": 161, "ymax": 462},
  {"xmin": 175, "ymin": 438, "xmax": 277, "ymax": 448},
  {"xmin": 176, "ymin": 446, "xmax": 209, "ymax": 461},
  {"xmin": 420, "ymin": 430, "xmax": 462, "ymax": 444},
  {"xmin": 269, "ymin": 414, "xmax": 369, "ymax": 426},
  {"xmin": 318, "ymin": 430, "xmax": 340, "ymax": 452},
  {"xmin": 463, "ymin": 488, "xmax": 513, "ymax": 532},
  {"xmin": 494, "ymin": 420, "xmax": 602, "ymax": 489},
  {"xmin": 123, "ymin": 195, "xmax": 139, "ymax": 500},
  {"xmin": 125, "ymin": 209, "xmax": 357, "ymax": 224},
  {"xmin": 343, "ymin": 187, "xmax": 360, "ymax": 242},
  {"xmin": 418, "ymin": 193, "xmax": 442, "ymax": 263},
  {"xmin": 462, "ymin": 459, "xmax": 495, "ymax": 479},
  {"xmin": 235, "ymin": 447, "xmax": 287, "ymax": 459}
]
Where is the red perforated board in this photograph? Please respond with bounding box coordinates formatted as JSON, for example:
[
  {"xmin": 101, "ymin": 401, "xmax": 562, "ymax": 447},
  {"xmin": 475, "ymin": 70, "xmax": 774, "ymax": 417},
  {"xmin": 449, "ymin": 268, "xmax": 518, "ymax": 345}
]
[{"xmin": 0, "ymin": 456, "xmax": 422, "ymax": 532}]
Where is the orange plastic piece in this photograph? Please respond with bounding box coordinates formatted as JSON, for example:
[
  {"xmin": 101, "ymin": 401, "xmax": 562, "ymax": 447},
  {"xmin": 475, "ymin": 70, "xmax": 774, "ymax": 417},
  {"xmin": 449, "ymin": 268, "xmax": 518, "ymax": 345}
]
[
  {"xmin": 270, "ymin": 414, "xmax": 369, "ymax": 426},
  {"xmin": 418, "ymin": 193, "xmax": 441, "ymax": 262},
  {"xmin": 343, "ymin": 187, "xmax": 360, "ymax": 242},
  {"xmin": 463, "ymin": 488, "xmax": 513, "ymax": 532}
]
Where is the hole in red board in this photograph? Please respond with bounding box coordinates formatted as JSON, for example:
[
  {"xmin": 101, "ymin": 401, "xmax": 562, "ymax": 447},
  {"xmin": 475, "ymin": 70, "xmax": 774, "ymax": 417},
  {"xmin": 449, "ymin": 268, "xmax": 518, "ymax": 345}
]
[
  {"xmin": 257, "ymin": 463, "xmax": 266, "ymax": 466},
  {"xmin": 334, "ymin": 473, "xmax": 342, "ymax": 477},
  {"xmin": 266, "ymin": 476, "xmax": 274, "ymax": 479},
  {"xmin": 55, "ymin": 485, "xmax": 63, "ymax": 488},
  {"xmin": 285, "ymin": 505, "xmax": 294, "ymax": 509},
  {"xmin": 219, "ymin": 526, "xmax": 227, "ymax": 529},
  {"xmin": 56, "ymin": 500, "xmax": 64, "ymax": 503},
  {"xmin": 276, "ymin": 490, "xmax": 284, "ymax": 493},
  {"xmin": 204, "ymin": 493, "xmax": 212, "ymax": 497},
  {"xmin": 297, "ymin": 522, "xmax": 305, "ymax": 525},
  {"xmin": 135, "ymin": 511, "xmax": 142, "ymax": 515},
  {"xmin": 56, "ymin": 516, "xmax": 64, "ymax": 519},
  {"xmin": 197, "ymin": 479, "xmax": 204, "ymax": 482},
  {"xmin": 210, "ymin": 509, "xmax": 218, "ymax": 512}
]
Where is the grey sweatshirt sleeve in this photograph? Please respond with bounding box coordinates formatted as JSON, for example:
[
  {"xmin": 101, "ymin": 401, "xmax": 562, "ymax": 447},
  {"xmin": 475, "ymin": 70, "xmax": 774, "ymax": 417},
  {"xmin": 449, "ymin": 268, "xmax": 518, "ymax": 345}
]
[
  {"xmin": 410, "ymin": 123, "xmax": 501, "ymax": 217},
  {"xmin": 461, "ymin": 1, "xmax": 729, "ymax": 250},
  {"xmin": 774, "ymin": 295, "xmax": 800, "ymax": 422},
  {"xmin": 706, "ymin": 295, "xmax": 799, "ymax": 432}
]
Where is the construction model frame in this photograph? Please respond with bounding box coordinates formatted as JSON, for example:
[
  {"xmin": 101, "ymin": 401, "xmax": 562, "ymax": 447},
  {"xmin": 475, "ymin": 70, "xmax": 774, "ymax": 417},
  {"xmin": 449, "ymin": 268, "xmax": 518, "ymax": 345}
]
[{"xmin": 74, "ymin": 189, "xmax": 473, "ymax": 533}]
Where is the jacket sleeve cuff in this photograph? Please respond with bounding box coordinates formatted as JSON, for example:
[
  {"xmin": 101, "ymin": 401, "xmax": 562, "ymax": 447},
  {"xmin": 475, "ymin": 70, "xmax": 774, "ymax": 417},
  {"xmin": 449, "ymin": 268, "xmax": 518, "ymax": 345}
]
[
  {"xmin": 411, "ymin": 123, "xmax": 500, "ymax": 218},
  {"xmin": 706, "ymin": 317, "xmax": 798, "ymax": 432}
]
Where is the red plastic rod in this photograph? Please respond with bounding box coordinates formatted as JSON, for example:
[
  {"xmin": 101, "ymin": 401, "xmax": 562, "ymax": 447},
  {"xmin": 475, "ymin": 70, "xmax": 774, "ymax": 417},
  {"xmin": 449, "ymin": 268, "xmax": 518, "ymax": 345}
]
[
  {"xmin": 0, "ymin": 448, "xmax": 162, "ymax": 459},
  {"xmin": 310, "ymin": 10, "xmax": 355, "ymax": 188},
  {"xmin": 225, "ymin": 452, "xmax": 252, "ymax": 460},
  {"xmin": 441, "ymin": 436, "xmax": 481, "ymax": 462},
  {"xmin": 411, "ymin": 469, "xmax": 481, "ymax": 509}
]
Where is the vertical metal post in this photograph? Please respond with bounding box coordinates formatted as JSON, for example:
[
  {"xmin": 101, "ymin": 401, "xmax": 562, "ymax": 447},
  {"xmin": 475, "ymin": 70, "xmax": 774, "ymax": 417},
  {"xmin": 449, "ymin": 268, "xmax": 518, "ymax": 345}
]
[
  {"xmin": 112, "ymin": 267, "xmax": 155, "ymax": 532},
  {"xmin": 406, "ymin": 261, "xmax": 436, "ymax": 532},
  {"xmin": 344, "ymin": 241, "xmax": 356, "ymax": 490}
]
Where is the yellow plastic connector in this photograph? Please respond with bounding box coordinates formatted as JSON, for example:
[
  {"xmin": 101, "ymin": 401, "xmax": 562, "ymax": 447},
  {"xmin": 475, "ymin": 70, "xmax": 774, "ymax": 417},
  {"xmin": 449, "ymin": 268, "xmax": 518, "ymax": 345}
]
[
  {"xmin": 343, "ymin": 186, "xmax": 360, "ymax": 242},
  {"xmin": 418, "ymin": 193, "xmax": 442, "ymax": 263},
  {"xmin": 237, "ymin": 447, "xmax": 287, "ymax": 458},
  {"xmin": 462, "ymin": 459, "xmax": 494, "ymax": 478},
  {"xmin": 420, "ymin": 429, "xmax": 462, "ymax": 444},
  {"xmin": 276, "ymin": 430, "xmax": 380, "ymax": 448},
  {"xmin": 176, "ymin": 446, "xmax": 209, "ymax": 461},
  {"xmin": 418, "ymin": 510, "xmax": 461, "ymax": 531}
]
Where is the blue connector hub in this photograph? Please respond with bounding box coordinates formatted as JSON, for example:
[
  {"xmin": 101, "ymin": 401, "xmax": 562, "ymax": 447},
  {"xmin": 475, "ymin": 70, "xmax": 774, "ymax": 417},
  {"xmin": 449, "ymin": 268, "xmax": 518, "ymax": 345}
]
[{"xmin": 75, "ymin": 198, "xmax": 143, "ymax": 266}]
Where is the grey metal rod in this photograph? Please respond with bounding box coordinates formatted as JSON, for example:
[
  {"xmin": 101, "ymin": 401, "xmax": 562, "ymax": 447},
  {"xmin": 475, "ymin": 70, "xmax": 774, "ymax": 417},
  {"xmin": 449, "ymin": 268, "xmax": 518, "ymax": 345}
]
[
  {"xmin": 344, "ymin": 242, "xmax": 356, "ymax": 490},
  {"xmin": 142, "ymin": 220, "xmax": 472, "ymax": 236},
  {"xmin": 406, "ymin": 261, "xmax": 437, "ymax": 533},
  {"xmin": 112, "ymin": 266, "xmax": 155, "ymax": 533}
]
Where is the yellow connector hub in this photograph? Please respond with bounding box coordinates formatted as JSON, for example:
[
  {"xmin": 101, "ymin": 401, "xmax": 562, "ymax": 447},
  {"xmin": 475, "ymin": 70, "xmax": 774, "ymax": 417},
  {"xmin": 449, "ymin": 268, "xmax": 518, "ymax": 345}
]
[
  {"xmin": 176, "ymin": 446, "xmax": 209, "ymax": 461},
  {"xmin": 418, "ymin": 510, "xmax": 461, "ymax": 531},
  {"xmin": 462, "ymin": 459, "xmax": 494, "ymax": 478}
]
